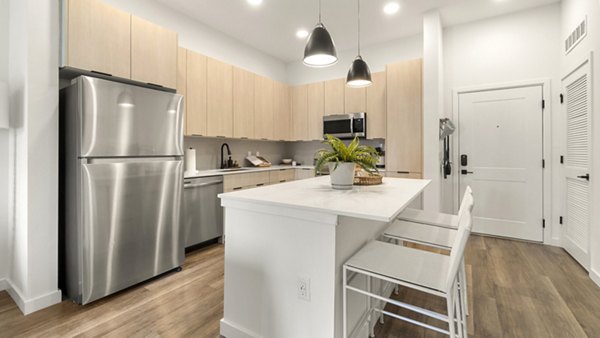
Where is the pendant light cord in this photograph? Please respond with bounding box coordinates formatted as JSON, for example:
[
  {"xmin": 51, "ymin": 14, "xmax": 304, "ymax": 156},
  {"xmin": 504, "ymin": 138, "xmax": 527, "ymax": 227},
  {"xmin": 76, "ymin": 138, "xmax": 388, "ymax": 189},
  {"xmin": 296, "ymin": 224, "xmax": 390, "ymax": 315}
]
[
  {"xmin": 357, "ymin": 0, "xmax": 361, "ymax": 56},
  {"xmin": 319, "ymin": 0, "xmax": 322, "ymax": 23}
]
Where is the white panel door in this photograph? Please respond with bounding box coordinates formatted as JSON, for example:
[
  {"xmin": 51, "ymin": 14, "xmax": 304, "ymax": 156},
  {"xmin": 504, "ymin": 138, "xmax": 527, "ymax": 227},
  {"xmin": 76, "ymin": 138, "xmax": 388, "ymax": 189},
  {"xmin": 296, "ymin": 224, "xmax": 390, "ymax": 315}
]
[
  {"xmin": 459, "ymin": 86, "xmax": 544, "ymax": 241},
  {"xmin": 562, "ymin": 61, "xmax": 592, "ymax": 270}
]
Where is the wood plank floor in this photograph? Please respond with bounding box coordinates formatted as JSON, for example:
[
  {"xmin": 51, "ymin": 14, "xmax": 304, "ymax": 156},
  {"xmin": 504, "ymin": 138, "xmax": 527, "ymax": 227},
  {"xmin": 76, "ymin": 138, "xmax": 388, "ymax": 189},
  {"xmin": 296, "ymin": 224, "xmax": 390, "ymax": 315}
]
[{"xmin": 1, "ymin": 236, "xmax": 600, "ymax": 337}]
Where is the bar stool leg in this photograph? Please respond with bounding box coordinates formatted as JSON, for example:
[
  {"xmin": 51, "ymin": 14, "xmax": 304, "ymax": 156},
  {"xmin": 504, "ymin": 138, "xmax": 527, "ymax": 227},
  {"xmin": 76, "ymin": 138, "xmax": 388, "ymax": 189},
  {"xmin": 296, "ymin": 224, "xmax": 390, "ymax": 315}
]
[
  {"xmin": 446, "ymin": 291, "xmax": 456, "ymax": 338},
  {"xmin": 460, "ymin": 260, "xmax": 469, "ymax": 316},
  {"xmin": 367, "ymin": 275, "xmax": 375, "ymax": 337},
  {"xmin": 343, "ymin": 266, "xmax": 348, "ymax": 338},
  {"xmin": 378, "ymin": 280, "xmax": 385, "ymax": 325},
  {"xmin": 454, "ymin": 287, "xmax": 464, "ymax": 338}
]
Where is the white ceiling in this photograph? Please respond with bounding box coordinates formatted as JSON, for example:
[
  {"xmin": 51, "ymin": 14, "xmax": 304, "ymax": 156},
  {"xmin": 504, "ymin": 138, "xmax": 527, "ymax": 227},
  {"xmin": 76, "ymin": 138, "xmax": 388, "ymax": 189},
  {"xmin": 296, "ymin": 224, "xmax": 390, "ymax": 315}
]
[{"xmin": 154, "ymin": 0, "xmax": 560, "ymax": 63}]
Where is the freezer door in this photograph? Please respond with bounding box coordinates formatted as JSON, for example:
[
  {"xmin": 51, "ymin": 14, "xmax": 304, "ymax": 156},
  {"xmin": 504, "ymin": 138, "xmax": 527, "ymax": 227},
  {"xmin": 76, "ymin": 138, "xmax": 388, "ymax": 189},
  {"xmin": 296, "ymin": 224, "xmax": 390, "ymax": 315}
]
[
  {"xmin": 79, "ymin": 158, "xmax": 184, "ymax": 304},
  {"xmin": 78, "ymin": 76, "xmax": 184, "ymax": 157}
]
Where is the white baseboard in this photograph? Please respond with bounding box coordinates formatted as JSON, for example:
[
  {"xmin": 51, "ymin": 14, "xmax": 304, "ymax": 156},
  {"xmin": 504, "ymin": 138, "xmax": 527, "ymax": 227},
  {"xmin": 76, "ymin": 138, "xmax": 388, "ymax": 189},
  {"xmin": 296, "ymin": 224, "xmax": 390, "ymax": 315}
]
[
  {"xmin": 4, "ymin": 279, "xmax": 61, "ymax": 315},
  {"xmin": 590, "ymin": 269, "xmax": 600, "ymax": 288},
  {"xmin": 0, "ymin": 278, "xmax": 8, "ymax": 291},
  {"xmin": 220, "ymin": 319, "xmax": 260, "ymax": 338}
]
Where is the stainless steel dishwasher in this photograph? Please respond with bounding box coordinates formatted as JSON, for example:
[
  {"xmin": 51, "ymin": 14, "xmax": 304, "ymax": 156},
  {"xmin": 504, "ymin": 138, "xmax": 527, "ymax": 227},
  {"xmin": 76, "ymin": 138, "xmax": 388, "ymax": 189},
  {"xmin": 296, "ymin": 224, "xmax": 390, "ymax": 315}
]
[{"xmin": 183, "ymin": 176, "xmax": 224, "ymax": 247}]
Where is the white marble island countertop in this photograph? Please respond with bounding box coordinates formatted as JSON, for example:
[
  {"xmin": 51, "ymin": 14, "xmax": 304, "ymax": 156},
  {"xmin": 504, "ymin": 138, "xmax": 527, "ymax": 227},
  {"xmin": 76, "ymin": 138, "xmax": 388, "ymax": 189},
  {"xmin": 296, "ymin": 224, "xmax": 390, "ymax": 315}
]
[{"xmin": 219, "ymin": 175, "xmax": 430, "ymax": 223}]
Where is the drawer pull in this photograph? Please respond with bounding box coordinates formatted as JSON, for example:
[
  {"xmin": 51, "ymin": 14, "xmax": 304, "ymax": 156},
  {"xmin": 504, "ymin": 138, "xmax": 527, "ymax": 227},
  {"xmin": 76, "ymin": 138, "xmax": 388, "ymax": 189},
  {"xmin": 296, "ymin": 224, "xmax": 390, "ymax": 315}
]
[
  {"xmin": 280, "ymin": 180, "xmax": 286, "ymax": 183},
  {"xmin": 256, "ymin": 183, "xmax": 265, "ymax": 187},
  {"xmin": 396, "ymin": 171, "xmax": 410, "ymax": 174},
  {"xmin": 233, "ymin": 187, "xmax": 243, "ymax": 191}
]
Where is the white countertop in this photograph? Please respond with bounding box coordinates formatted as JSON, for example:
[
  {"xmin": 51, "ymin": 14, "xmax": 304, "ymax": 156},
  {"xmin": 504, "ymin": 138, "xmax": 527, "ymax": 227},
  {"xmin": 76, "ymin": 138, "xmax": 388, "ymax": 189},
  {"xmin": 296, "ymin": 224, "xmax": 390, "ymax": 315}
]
[
  {"xmin": 184, "ymin": 165, "xmax": 315, "ymax": 178},
  {"xmin": 219, "ymin": 176, "xmax": 430, "ymax": 222}
]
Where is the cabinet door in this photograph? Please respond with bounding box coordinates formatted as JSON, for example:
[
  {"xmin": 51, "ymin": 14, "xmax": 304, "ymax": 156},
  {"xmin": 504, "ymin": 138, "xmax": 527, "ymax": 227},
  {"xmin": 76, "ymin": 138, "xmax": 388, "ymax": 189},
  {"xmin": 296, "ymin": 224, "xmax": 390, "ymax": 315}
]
[
  {"xmin": 386, "ymin": 59, "xmax": 423, "ymax": 174},
  {"xmin": 255, "ymin": 76, "xmax": 274, "ymax": 140},
  {"xmin": 307, "ymin": 82, "xmax": 325, "ymax": 141},
  {"xmin": 207, "ymin": 58, "xmax": 233, "ymax": 138},
  {"xmin": 366, "ymin": 72, "xmax": 387, "ymax": 139},
  {"xmin": 186, "ymin": 51, "xmax": 208, "ymax": 136},
  {"xmin": 65, "ymin": 0, "xmax": 131, "ymax": 79},
  {"xmin": 324, "ymin": 79, "xmax": 345, "ymax": 115},
  {"xmin": 131, "ymin": 16, "xmax": 178, "ymax": 89},
  {"xmin": 345, "ymin": 87, "xmax": 366, "ymax": 113},
  {"xmin": 273, "ymin": 82, "xmax": 291, "ymax": 141},
  {"xmin": 233, "ymin": 67, "xmax": 255, "ymax": 139},
  {"xmin": 291, "ymin": 85, "xmax": 309, "ymax": 141}
]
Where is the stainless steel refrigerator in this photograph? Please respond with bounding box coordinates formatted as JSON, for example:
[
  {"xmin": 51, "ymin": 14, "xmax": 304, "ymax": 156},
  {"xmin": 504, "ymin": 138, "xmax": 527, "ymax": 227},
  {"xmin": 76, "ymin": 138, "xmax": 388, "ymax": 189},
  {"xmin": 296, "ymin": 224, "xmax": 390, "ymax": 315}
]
[{"xmin": 60, "ymin": 76, "xmax": 184, "ymax": 304}]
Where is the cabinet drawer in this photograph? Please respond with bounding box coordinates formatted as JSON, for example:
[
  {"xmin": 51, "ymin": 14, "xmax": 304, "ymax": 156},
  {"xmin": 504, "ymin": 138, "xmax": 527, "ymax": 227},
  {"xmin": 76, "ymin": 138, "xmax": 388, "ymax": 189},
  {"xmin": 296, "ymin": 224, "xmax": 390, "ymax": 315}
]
[
  {"xmin": 224, "ymin": 171, "xmax": 270, "ymax": 192},
  {"xmin": 269, "ymin": 169, "xmax": 295, "ymax": 184},
  {"xmin": 295, "ymin": 168, "xmax": 316, "ymax": 180}
]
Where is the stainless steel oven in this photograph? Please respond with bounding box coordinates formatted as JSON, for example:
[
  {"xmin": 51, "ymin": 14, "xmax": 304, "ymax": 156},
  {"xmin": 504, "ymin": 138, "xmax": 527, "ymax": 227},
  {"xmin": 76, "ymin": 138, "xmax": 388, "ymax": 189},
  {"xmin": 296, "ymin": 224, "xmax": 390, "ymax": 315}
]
[{"xmin": 323, "ymin": 113, "xmax": 366, "ymax": 139}]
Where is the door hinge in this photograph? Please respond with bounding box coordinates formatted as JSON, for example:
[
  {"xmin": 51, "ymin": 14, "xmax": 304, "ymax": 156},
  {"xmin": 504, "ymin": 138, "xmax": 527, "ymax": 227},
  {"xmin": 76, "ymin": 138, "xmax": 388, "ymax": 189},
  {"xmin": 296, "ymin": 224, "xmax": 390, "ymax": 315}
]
[
  {"xmin": 542, "ymin": 99, "xmax": 546, "ymax": 109},
  {"xmin": 559, "ymin": 216, "xmax": 563, "ymax": 225},
  {"xmin": 560, "ymin": 93, "xmax": 564, "ymax": 104},
  {"xmin": 560, "ymin": 155, "xmax": 564, "ymax": 164},
  {"xmin": 542, "ymin": 159, "xmax": 546, "ymax": 168},
  {"xmin": 543, "ymin": 219, "xmax": 546, "ymax": 229}
]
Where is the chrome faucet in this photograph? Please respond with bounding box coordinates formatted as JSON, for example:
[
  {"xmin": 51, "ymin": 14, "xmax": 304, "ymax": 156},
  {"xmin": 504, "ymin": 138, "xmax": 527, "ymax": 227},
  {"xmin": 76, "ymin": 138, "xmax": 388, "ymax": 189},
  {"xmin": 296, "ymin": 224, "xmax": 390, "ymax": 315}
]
[{"xmin": 220, "ymin": 143, "xmax": 232, "ymax": 169}]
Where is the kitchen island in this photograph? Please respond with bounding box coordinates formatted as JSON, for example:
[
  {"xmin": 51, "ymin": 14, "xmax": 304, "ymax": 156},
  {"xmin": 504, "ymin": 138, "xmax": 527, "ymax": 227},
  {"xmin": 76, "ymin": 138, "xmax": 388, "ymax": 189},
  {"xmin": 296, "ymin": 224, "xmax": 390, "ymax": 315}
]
[{"xmin": 218, "ymin": 176, "xmax": 430, "ymax": 338}]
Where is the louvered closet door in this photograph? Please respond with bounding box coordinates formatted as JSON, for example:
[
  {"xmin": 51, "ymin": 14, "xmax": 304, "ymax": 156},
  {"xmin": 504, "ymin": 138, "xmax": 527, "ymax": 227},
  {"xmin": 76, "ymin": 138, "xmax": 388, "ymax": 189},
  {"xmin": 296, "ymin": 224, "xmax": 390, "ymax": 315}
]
[{"xmin": 562, "ymin": 59, "xmax": 592, "ymax": 270}]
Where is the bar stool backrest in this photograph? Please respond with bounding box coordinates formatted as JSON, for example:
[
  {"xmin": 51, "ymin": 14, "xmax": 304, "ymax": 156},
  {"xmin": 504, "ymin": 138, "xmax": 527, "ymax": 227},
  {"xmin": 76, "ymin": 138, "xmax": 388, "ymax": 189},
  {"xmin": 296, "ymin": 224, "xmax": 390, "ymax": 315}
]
[
  {"xmin": 445, "ymin": 207, "xmax": 473, "ymax": 292},
  {"xmin": 456, "ymin": 186, "xmax": 473, "ymax": 222}
]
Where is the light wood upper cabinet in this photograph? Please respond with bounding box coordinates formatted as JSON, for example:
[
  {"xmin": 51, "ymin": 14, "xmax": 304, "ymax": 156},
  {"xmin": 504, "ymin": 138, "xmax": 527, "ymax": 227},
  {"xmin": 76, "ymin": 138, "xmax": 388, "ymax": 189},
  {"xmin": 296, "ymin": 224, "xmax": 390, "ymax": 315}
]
[
  {"xmin": 307, "ymin": 82, "xmax": 325, "ymax": 141},
  {"xmin": 366, "ymin": 72, "xmax": 386, "ymax": 139},
  {"xmin": 255, "ymin": 76, "xmax": 274, "ymax": 140},
  {"xmin": 207, "ymin": 58, "xmax": 233, "ymax": 138},
  {"xmin": 64, "ymin": 0, "xmax": 131, "ymax": 79},
  {"xmin": 186, "ymin": 51, "xmax": 208, "ymax": 136},
  {"xmin": 386, "ymin": 59, "xmax": 423, "ymax": 174},
  {"xmin": 324, "ymin": 79, "xmax": 345, "ymax": 115},
  {"xmin": 177, "ymin": 47, "xmax": 189, "ymax": 135},
  {"xmin": 291, "ymin": 85, "xmax": 309, "ymax": 141},
  {"xmin": 233, "ymin": 67, "xmax": 255, "ymax": 139},
  {"xmin": 345, "ymin": 86, "xmax": 366, "ymax": 114},
  {"xmin": 273, "ymin": 82, "xmax": 291, "ymax": 141},
  {"xmin": 131, "ymin": 16, "xmax": 178, "ymax": 88}
]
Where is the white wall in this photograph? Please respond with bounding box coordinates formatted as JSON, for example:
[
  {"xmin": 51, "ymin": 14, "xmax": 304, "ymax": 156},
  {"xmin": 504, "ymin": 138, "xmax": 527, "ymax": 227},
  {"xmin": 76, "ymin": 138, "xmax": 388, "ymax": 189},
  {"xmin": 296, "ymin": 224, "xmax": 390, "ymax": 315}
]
[
  {"xmin": 560, "ymin": 0, "xmax": 600, "ymax": 286},
  {"xmin": 422, "ymin": 11, "xmax": 444, "ymax": 213},
  {"xmin": 285, "ymin": 34, "xmax": 423, "ymax": 85},
  {"xmin": 0, "ymin": 0, "xmax": 9, "ymax": 286},
  {"xmin": 5, "ymin": 0, "xmax": 62, "ymax": 314},
  {"xmin": 441, "ymin": 4, "xmax": 562, "ymax": 243},
  {"xmin": 102, "ymin": 0, "xmax": 287, "ymax": 83}
]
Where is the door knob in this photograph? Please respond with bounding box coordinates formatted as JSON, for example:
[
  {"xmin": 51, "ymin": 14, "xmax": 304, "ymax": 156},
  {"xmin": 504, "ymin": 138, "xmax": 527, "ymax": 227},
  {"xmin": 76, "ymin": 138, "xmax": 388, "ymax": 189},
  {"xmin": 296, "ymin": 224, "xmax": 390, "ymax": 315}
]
[
  {"xmin": 461, "ymin": 170, "xmax": 474, "ymax": 175},
  {"xmin": 577, "ymin": 174, "xmax": 590, "ymax": 181}
]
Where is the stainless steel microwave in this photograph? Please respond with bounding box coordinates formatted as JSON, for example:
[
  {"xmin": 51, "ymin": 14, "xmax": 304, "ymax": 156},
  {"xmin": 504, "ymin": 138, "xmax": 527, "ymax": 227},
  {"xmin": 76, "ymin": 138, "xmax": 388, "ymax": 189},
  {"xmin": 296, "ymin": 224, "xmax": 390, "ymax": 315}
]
[{"xmin": 323, "ymin": 113, "xmax": 366, "ymax": 139}]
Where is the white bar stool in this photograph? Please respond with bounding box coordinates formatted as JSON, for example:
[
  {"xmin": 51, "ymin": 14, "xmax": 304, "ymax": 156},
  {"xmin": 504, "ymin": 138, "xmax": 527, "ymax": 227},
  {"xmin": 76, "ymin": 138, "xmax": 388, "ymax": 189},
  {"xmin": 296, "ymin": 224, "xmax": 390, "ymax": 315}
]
[
  {"xmin": 383, "ymin": 188, "xmax": 474, "ymax": 317},
  {"xmin": 342, "ymin": 208, "xmax": 473, "ymax": 338}
]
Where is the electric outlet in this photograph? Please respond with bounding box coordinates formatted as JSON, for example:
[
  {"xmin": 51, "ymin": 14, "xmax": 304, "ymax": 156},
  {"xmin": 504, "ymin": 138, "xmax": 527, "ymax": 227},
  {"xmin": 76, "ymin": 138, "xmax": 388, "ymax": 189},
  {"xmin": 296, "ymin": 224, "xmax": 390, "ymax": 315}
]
[{"xmin": 297, "ymin": 277, "xmax": 311, "ymax": 301}]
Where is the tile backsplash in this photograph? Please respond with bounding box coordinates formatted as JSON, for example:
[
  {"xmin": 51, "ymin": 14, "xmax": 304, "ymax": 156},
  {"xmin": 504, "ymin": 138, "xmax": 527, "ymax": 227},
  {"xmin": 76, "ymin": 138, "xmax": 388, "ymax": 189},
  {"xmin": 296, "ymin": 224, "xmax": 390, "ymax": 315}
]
[{"xmin": 184, "ymin": 137, "xmax": 385, "ymax": 170}]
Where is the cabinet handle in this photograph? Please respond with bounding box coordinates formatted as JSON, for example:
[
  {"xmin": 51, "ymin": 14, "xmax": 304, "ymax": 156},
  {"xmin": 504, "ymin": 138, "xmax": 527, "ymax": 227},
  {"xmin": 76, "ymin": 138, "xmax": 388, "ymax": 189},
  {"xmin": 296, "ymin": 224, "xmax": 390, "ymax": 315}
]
[
  {"xmin": 217, "ymin": 135, "xmax": 226, "ymax": 138},
  {"xmin": 233, "ymin": 187, "xmax": 243, "ymax": 191},
  {"xmin": 261, "ymin": 138, "xmax": 268, "ymax": 141},
  {"xmin": 396, "ymin": 171, "xmax": 410, "ymax": 174},
  {"xmin": 280, "ymin": 180, "xmax": 286, "ymax": 183},
  {"xmin": 256, "ymin": 183, "xmax": 265, "ymax": 187},
  {"xmin": 191, "ymin": 134, "xmax": 203, "ymax": 137},
  {"xmin": 241, "ymin": 137, "xmax": 248, "ymax": 139}
]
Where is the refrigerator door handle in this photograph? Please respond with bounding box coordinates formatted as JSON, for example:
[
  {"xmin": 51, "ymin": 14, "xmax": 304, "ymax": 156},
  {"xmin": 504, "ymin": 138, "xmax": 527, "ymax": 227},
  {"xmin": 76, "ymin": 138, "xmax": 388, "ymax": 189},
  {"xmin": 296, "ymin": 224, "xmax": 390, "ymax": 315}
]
[{"xmin": 83, "ymin": 156, "xmax": 183, "ymax": 165}]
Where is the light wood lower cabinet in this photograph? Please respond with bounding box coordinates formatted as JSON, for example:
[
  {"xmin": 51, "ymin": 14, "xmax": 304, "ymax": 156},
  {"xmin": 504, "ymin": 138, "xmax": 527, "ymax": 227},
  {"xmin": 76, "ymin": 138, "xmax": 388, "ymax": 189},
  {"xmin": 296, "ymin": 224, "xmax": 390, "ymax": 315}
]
[
  {"xmin": 255, "ymin": 76, "xmax": 274, "ymax": 140},
  {"xmin": 307, "ymin": 82, "xmax": 324, "ymax": 141},
  {"xmin": 386, "ymin": 59, "xmax": 423, "ymax": 174},
  {"xmin": 233, "ymin": 67, "xmax": 255, "ymax": 139},
  {"xmin": 324, "ymin": 79, "xmax": 345, "ymax": 115},
  {"xmin": 295, "ymin": 168, "xmax": 316, "ymax": 180},
  {"xmin": 131, "ymin": 15, "xmax": 177, "ymax": 88},
  {"xmin": 273, "ymin": 81, "xmax": 291, "ymax": 141},
  {"xmin": 291, "ymin": 85, "xmax": 309, "ymax": 141},
  {"xmin": 207, "ymin": 58, "xmax": 233, "ymax": 138},
  {"xmin": 186, "ymin": 50, "xmax": 208, "ymax": 136},
  {"xmin": 224, "ymin": 172, "xmax": 270, "ymax": 192},
  {"xmin": 269, "ymin": 169, "xmax": 295, "ymax": 184},
  {"xmin": 366, "ymin": 72, "xmax": 386, "ymax": 139},
  {"xmin": 64, "ymin": 0, "xmax": 131, "ymax": 79}
]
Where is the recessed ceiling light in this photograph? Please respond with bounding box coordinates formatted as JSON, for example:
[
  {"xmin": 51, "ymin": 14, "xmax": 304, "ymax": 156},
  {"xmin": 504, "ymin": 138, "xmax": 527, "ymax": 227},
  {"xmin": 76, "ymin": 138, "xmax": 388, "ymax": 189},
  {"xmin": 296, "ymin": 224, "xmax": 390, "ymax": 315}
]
[
  {"xmin": 247, "ymin": 0, "xmax": 263, "ymax": 6},
  {"xmin": 383, "ymin": 2, "xmax": 400, "ymax": 15},
  {"xmin": 296, "ymin": 29, "xmax": 309, "ymax": 39}
]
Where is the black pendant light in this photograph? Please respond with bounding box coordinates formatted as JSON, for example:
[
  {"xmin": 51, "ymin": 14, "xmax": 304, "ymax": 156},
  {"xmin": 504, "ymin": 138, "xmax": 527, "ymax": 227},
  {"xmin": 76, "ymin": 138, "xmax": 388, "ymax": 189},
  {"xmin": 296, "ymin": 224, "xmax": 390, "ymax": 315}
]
[
  {"xmin": 346, "ymin": 0, "xmax": 372, "ymax": 87},
  {"xmin": 304, "ymin": 0, "xmax": 338, "ymax": 67}
]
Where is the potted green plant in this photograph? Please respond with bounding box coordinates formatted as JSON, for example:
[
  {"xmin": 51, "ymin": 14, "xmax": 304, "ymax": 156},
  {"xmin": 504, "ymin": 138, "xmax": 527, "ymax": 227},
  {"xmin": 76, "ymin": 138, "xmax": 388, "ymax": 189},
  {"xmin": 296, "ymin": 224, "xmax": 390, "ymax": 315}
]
[{"xmin": 314, "ymin": 135, "xmax": 380, "ymax": 190}]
